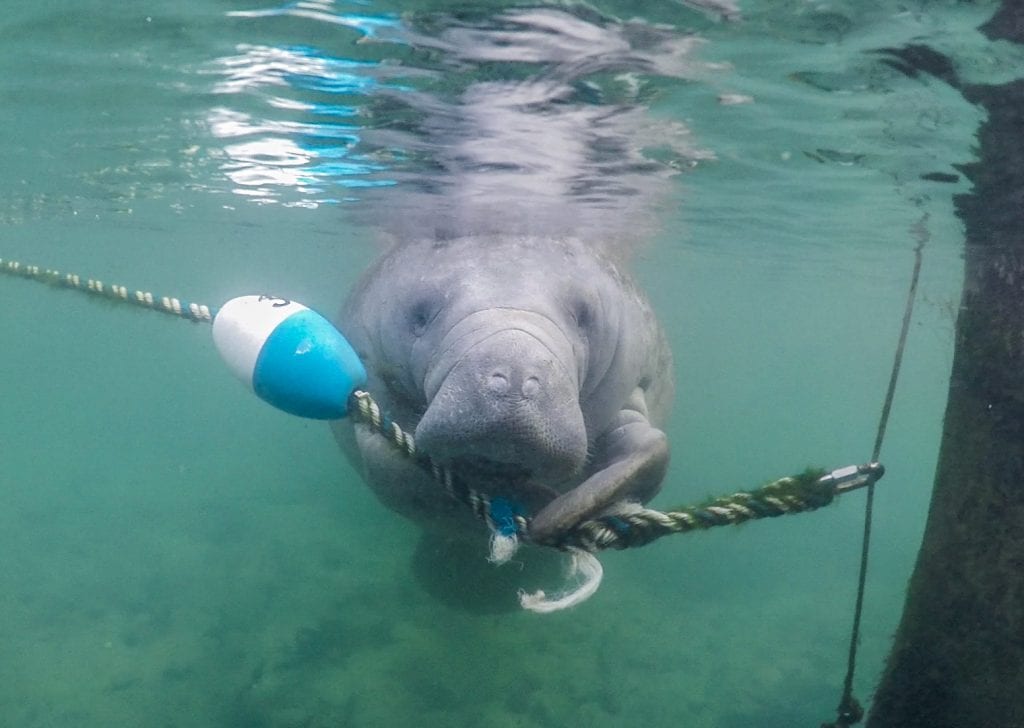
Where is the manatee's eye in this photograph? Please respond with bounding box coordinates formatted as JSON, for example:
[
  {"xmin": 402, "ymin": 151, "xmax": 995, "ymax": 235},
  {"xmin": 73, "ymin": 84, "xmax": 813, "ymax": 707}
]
[
  {"xmin": 407, "ymin": 296, "xmax": 441, "ymax": 337},
  {"xmin": 570, "ymin": 297, "xmax": 594, "ymax": 333}
]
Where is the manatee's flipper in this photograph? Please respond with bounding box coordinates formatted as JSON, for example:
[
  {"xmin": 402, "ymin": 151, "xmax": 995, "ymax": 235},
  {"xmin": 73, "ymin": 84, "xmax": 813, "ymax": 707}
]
[{"xmin": 528, "ymin": 388, "xmax": 669, "ymax": 543}]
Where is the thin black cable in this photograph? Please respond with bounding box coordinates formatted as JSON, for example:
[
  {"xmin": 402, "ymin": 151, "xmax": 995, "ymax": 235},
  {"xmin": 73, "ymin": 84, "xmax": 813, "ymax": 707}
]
[{"xmin": 826, "ymin": 220, "xmax": 926, "ymax": 728}]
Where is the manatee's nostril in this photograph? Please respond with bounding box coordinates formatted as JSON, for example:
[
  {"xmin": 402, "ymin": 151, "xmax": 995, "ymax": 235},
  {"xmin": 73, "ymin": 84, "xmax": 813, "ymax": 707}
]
[
  {"xmin": 487, "ymin": 372, "xmax": 510, "ymax": 393},
  {"xmin": 522, "ymin": 376, "xmax": 541, "ymax": 397}
]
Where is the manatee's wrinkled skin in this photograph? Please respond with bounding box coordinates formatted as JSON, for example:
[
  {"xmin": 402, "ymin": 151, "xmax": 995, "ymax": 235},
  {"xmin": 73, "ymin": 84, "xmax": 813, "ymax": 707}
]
[{"xmin": 331, "ymin": 234, "xmax": 672, "ymax": 544}]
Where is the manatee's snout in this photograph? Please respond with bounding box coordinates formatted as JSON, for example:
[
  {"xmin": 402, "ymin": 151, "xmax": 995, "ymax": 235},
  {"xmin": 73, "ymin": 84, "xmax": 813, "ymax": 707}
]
[{"xmin": 415, "ymin": 321, "xmax": 587, "ymax": 482}]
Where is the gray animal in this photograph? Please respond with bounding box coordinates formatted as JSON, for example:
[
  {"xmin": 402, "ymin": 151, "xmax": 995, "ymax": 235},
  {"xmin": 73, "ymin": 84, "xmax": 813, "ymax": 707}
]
[
  {"xmin": 331, "ymin": 234, "xmax": 673, "ymax": 545},
  {"xmin": 329, "ymin": 8, "xmax": 699, "ymax": 558}
]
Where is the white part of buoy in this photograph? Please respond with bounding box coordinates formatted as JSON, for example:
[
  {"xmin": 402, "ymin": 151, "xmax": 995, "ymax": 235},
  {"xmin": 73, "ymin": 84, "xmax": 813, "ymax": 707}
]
[{"xmin": 213, "ymin": 296, "xmax": 308, "ymax": 388}]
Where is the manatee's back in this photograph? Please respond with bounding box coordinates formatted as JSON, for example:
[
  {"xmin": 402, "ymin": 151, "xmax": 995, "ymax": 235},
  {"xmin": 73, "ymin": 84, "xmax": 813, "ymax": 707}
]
[{"xmin": 350, "ymin": 7, "xmax": 713, "ymax": 261}]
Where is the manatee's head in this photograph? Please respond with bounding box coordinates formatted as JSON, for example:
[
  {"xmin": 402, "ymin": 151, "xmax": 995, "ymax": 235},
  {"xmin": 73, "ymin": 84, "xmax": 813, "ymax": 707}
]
[
  {"xmin": 350, "ymin": 237, "xmax": 604, "ymax": 490},
  {"xmin": 414, "ymin": 306, "xmax": 587, "ymax": 484}
]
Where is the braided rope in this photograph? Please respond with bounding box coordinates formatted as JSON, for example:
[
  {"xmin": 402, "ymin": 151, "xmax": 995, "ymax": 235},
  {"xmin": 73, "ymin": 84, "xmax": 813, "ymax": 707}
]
[
  {"xmin": 2, "ymin": 255, "xmax": 875, "ymax": 557},
  {"xmin": 347, "ymin": 389, "xmax": 863, "ymax": 552},
  {"xmin": 0, "ymin": 258, "xmax": 215, "ymax": 322},
  {"xmin": 348, "ymin": 390, "xmax": 530, "ymax": 538},
  {"xmin": 560, "ymin": 469, "xmax": 831, "ymax": 551}
]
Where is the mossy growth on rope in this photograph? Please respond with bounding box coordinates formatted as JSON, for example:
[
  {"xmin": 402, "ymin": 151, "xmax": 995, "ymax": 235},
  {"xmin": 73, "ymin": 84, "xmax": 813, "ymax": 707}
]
[
  {"xmin": 562, "ymin": 467, "xmax": 833, "ymax": 550},
  {"xmin": 681, "ymin": 467, "xmax": 833, "ymax": 520}
]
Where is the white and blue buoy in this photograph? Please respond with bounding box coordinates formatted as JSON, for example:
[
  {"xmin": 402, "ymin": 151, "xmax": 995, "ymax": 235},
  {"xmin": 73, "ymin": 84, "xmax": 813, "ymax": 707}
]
[{"xmin": 212, "ymin": 295, "xmax": 366, "ymax": 420}]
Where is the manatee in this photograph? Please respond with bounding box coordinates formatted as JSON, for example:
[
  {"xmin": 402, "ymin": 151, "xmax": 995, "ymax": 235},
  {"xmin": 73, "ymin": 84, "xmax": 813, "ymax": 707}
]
[
  {"xmin": 326, "ymin": 8, "xmax": 699, "ymax": 577},
  {"xmin": 331, "ymin": 233, "xmax": 673, "ymax": 545}
]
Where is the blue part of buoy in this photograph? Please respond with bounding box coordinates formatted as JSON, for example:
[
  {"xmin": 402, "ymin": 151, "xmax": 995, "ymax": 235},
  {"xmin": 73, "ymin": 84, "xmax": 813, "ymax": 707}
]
[{"xmin": 252, "ymin": 308, "xmax": 367, "ymax": 419}]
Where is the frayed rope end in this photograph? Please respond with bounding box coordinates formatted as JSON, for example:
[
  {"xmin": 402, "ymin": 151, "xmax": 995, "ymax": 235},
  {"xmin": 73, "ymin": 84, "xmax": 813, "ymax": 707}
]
[
  {"xmin": 488, "ymin": 532, "xmax": 520, "ymax": 564},
  {"xmin": 518, "ymin": 548, "xmax": 604, "ymax": 613}
]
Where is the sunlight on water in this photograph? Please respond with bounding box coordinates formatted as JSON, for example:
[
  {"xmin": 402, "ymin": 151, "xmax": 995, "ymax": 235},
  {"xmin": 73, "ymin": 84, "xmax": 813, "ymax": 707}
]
[
  {"xmin": 228, "ymin": 0, "xmax": 403, "ymax": 39},
  {"xmin": 204, "ymin": 42, "xmax": 405, "ymax": 203}
]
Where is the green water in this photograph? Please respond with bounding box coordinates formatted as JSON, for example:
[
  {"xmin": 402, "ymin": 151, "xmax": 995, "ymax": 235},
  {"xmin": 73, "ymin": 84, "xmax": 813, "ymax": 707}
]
[{"xmin": 0, "ymin": 1, "xmax": 1012, "ymax": 726}]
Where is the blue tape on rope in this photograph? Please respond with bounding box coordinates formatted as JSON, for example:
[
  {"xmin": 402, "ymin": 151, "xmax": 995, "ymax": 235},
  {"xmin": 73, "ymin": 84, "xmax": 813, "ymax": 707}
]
[
  {"xmin": 604, "ymin": 516, "xmax": 631, "ymax": 535},
  {"xmin": 488, "ymin": 497, "xmax": 524, "ymax": 537}
]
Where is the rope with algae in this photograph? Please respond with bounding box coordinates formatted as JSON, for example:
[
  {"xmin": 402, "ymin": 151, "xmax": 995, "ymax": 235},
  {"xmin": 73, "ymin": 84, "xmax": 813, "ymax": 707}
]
[
  {"xmin": 2, "ymin": 255, "xmax": 884, "ymax": 554},
  {"xmin": 2, "ymin": 255, "xmax": 888, "ymax": 611},
  {"xmin": 2, "ymin": 255, "xmax": 888, "ymax": 619},
  {"xmin": 557, "ymin": 466, "xmax": 880, "ymax": 551},
  {"xmin": 349, "ymin": 386, "xmax": 882, "ymax": 612},
  {"xmin": 348, "ymin": 389, "xmax": 884, "ymax": 551}
]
